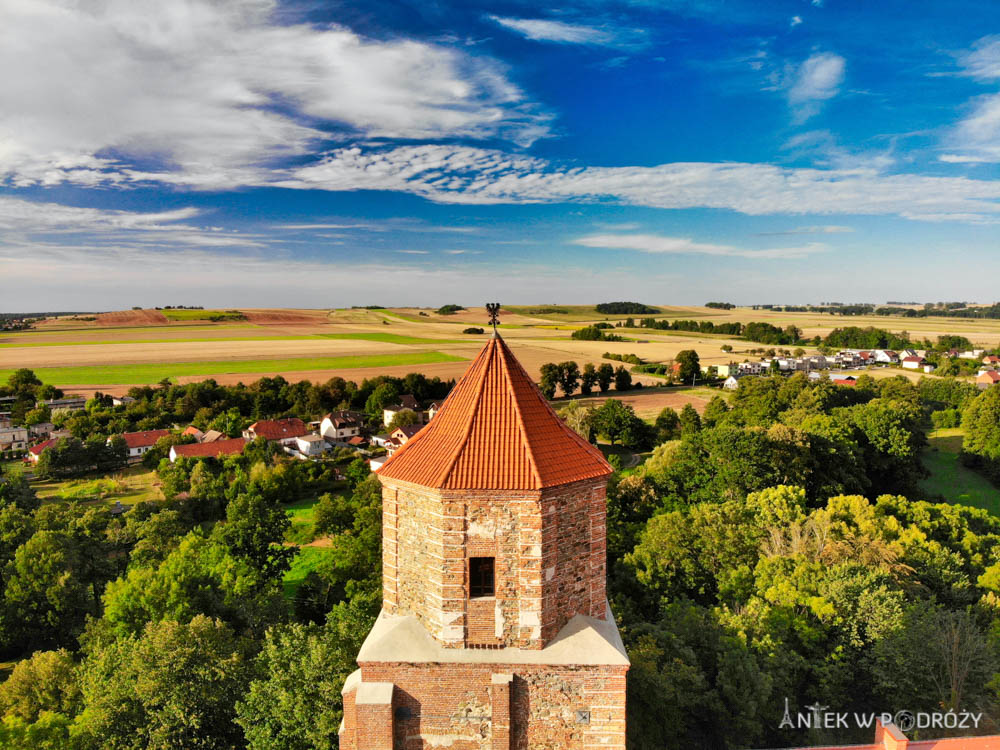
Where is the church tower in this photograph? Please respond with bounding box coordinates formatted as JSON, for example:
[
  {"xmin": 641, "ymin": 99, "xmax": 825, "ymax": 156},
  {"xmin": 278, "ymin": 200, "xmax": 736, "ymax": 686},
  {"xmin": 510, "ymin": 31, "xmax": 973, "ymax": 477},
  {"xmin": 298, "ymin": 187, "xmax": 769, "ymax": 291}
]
[{"xmin": 338, "ymin": 332, "xmax": 628, "ymax": 750}]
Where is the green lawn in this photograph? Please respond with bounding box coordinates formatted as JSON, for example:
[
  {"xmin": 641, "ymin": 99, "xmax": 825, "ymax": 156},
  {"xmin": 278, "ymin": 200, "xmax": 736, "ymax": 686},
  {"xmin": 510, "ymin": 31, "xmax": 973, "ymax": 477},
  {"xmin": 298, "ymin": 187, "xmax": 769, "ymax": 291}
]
[
  {"xmin": 285, "ymin": 496, "xmax": 321, "ymax": 545},
  {"xmin": 283, "ymin": 546, "xmax": 334, "ymax": 598},
  {"xmin": 0, "ymin": 351, "xmax": 467, "ymax": 386},
  {"xmin": 33, "ymin": 466, "xmax": 163, "ymax": 507},
  {"xmin": 919, "ymin": 428, "xmax": 1000, "ymax": 514}
]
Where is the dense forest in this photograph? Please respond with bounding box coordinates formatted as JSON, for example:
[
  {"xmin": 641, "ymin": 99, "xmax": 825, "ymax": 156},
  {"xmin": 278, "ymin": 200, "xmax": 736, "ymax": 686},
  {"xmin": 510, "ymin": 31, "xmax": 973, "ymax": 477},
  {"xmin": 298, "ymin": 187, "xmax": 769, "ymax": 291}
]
[{"xmin": 2, "ymin": 369, "xmax": 1000, "ymax": 747}]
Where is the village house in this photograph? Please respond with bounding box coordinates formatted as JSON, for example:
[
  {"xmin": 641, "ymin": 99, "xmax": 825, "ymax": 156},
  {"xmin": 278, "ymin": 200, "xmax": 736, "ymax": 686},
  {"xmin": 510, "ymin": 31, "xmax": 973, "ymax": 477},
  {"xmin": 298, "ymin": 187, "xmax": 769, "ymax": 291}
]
[
  {"xmin": 872, "ymin": 349, "xmax": 899, "ymax": 364},
  {"xmin": 723, "ymin": 375, "xmax": 741, "ymax": 390},
  {"xmin": 111, "ymin": 395, "xmax": 136, "ymax": 406},
  {"xmin": 369, "ymin": 433, "xmax": 392, "ymax": 449},
  {"xmin": 201, "ymin": 429, "xmax": 226, "ymax": 443},
  {"xmin": 182, "ymin": 425, "xmax": 205, "ymax": 442},
  {"xmin": 385, "ymin": 424, "xmax": 422, "ymax": 456},
  {"xmin": 320, "ymin": 411, "xmax": 363, "ymax": 441},
  {"xmin": 426, "ymin": 401, "xmax": 444, "ymax": 420},
  {"xmin": 901, "ymin": 355, "xmax": 926, "ymax": 370},
  {"xmin": 960, "ymin": 349, "xmax": 987, "ymax": 359},
  {"xmin": 738, "ymin": 361, "xmax": 766, "ymax": 376},
  {"xmin": 977, "ymin": 370, "xmax": 1000, "ymax": 388},
  {"xmin": 114, "ymin": 429, "xmax": 172, "ymax": 463},
  {"xmin": 382, "ymin": 394, "xmax": 422, "ymax": 427},
  {"xmin": 169, "ymin": 437, "xmax": 248, "ymax": 463},
  {"xmin": 41, "ymin": 396, "xmax": 87, "ymax": 410},
  {"xmin": 833, "ymin": 376, "xmax": 858, "ymax": 386},
  {"xmin": 242, "ymin": 417, "xmax": 308, "ymax": 446},
  {"xmin": 984, "ymin": 354, "xmax": 1000, "ymax": 365},
  {"xmin": 0, "ymin": 426, "xmax": 30, "ymax": 452},
  {"xmin": 27, "ymin": 438, "xmax": 57, "ymax": 463},
  {"xmin": 28, "ymin": 422, "xmax": 54, "ymax": 439},
  {"xmin": 293, "ymin": 434, "xmax": 328, "ymax": 458}
]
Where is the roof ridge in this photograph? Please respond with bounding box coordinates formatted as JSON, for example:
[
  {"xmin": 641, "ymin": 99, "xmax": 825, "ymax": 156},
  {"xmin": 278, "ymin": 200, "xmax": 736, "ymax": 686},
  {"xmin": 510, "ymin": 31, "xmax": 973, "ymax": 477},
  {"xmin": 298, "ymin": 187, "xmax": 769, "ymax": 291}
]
[
  {"xmin": 435, "ymin": 337, "xmax": 495, "ymax": 486},
  {"xmin": 496, "ymin": 337, "xmax": 543, "ymax": 488}
]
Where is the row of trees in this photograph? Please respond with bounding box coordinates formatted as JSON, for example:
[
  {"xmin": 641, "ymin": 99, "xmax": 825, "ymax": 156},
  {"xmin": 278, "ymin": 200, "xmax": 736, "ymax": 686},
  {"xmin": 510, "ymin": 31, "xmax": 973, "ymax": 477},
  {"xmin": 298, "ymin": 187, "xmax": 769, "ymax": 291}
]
[{"xmin": 538, "ymin": 361, "xmax": 633, "ymax": 399}]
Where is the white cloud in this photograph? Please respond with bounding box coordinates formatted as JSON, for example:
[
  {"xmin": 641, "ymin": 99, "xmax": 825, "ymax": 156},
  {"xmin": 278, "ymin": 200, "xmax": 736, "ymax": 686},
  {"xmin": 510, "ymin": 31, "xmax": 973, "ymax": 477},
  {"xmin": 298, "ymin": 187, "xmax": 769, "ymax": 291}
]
[
  {"xmin": 284, "ymin": 144, "xmax": 1000, "ymax": 223},
  {"xmin": 572, "ymin": 233, "xmax": 825, "ymax": 259},
  {"xmin": 790, "ymin": 16, "xmax": 803, "ymax": 27},
  {"xmin": 488, "ymin": 16, "xmax": 619, "ymax": 45},
  {"xmin": 960, "ymin": 36, "xmax": 1000, "ymax": 81},
  {"xmin": 787, "ymin": 52, "xmax": 845, "ymax": 120},
  {"xmin": 0, "ymin": 0, "xmax": 545, "ymax": 187},
  {"xmin": 756, "ymin": 225, "xmax": 853, "ymax": 235}
]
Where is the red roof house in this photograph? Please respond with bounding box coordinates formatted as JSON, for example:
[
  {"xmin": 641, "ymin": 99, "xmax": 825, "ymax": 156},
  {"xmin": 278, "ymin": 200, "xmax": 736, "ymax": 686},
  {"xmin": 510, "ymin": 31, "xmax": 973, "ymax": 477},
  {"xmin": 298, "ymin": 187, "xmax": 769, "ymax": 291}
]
[
  {"xmin": 243, "ymin": 418, "xmax": 308, "ymax": 443},
  {"xmin": 169, "ymin": 437, "xmax": 248, "ymax": 462},
  {"xmin": 27, "ymin": 438, "xmax": 58, "ymax": 463},
  {"xmin": 115, "ymin": 429, "xmax": 172, "ymax": 461}
]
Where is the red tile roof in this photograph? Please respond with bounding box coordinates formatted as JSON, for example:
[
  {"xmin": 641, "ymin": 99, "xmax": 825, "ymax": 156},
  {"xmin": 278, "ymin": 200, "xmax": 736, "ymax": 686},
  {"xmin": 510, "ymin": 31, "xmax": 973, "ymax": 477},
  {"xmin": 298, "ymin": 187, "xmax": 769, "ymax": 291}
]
[
  {"xmin": 902, "ymin": 355, "xmax": 924, "ymax": 362},
  {"xmin": 377, "ymin": 335, "xmax": 612, "ymax": 490},
  {"xmin": 171, "ymin": 437, "xmax": 248, "ymax": 459},
  {"xmin": 980, "ymin": 371, "xmax": 1000, "ymax": 383},
  {"xmin": 120, "ymin": 429, "xmax": 171, "ymax": 449},
  {"xmin": 28, "ymin": 438, "xmax": 57, "ymax": 456},
  {"xmin": 247, "ymin": 418, "xmax": 308, "ymax": 440}
]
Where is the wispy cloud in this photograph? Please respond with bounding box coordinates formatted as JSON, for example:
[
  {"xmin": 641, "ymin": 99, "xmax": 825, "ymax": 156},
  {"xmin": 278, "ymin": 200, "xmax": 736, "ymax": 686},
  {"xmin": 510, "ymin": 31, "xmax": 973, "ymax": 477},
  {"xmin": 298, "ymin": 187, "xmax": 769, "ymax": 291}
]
[
  {"xmin": 284, "ymin": 144, "xmax": 1000, "ymax": 223},
  {"xmin": 572, "ymin": 233, "xmax": 825, "ymax": 259},
  {"xmin": 755, "ymin": 225, "xmax": 853, "ymax": 236},
  {"xmin": 786, "ymin": 52, "xmax": 846, "ymax": 121},
  {"xmin": 941, "ymin": 37, "xmax": 1000, "ymax": 163},
  {"xmin": 790, "ymin": 15, "xmax": 803, "ymax": 27},
  {"xmin": 487, "ymin": 15, "xmax": 628, "ymax": 46}
]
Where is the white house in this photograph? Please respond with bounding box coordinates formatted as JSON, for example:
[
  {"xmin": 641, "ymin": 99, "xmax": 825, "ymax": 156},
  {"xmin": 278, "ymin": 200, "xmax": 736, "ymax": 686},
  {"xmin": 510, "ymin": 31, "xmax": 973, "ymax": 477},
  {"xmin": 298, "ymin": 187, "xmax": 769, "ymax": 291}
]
[
  {"xmin": 0, "ymin": 426, "xmax": 29, "ymax": 452},
  {"xmin": 901, "ymin": 355, "xmax": 926, "ymax": 370},
  {"xmin": 114, "ymin": 429, "xmax": 172, "ymax": 463},
  {"xmin": 872, "ymin": 350, "xmax": 899, "ymax": 364},
  {"xmin": 723, "ymin": 375, "xmax": 741, "ymax": 390},
  {"xmin": 294, "ymin": 434, "xmax": 328, "ymax": 458},
  {"xmin": 382, "ymin": 394, "xmax": 421, "ymax": 427},
  {"xmin": 320, "ymin": 413, "xmax": 362, "ymax": 441}
]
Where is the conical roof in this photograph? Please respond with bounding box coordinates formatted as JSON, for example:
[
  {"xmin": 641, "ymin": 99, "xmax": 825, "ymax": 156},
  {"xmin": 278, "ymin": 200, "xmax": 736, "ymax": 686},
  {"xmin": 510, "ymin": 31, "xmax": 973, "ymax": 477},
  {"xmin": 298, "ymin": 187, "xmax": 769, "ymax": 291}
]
[{"xmin": 376, "ymin": 335, "xmax": 612, "ymax": 490}]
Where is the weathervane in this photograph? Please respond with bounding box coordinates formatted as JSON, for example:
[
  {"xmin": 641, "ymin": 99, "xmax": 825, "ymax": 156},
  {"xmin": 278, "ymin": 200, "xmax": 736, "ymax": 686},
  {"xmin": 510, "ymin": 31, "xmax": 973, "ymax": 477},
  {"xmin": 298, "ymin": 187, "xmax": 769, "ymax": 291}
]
[{"xmin": 486, "ymin": 302, "xmax": 501, "ymax": 335}]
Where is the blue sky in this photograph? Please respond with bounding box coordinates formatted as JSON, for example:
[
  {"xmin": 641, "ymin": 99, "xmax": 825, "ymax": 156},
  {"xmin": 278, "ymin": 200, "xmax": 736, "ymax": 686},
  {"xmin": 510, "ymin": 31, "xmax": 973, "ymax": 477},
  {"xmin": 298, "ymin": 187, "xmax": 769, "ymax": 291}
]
[{"xmin": 4, "ymin": 0, "xmax": 1000, "ymax": 310}]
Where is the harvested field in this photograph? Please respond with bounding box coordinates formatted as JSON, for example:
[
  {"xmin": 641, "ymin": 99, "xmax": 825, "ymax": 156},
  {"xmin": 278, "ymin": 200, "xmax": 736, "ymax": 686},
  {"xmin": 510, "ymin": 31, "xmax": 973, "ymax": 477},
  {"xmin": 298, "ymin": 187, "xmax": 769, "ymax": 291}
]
[
  {"xmin": 565, "ymin": 388, "xmax": 714, "ymax": 420},
  {"xmin": 244, "ymin": 309, "xmax": 330, "ymax": 324},
  {"xmin": 96, "ymin": 309, "xmax": 168, "ymax": 325}
]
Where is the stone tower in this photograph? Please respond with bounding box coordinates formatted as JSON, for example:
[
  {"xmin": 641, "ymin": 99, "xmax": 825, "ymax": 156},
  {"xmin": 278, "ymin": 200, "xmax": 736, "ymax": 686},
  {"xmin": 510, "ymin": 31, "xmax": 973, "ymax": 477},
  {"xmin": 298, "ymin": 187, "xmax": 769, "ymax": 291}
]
[{"xmin": 338, "ymin": 334, "xmax": 628, "ymax": 750}]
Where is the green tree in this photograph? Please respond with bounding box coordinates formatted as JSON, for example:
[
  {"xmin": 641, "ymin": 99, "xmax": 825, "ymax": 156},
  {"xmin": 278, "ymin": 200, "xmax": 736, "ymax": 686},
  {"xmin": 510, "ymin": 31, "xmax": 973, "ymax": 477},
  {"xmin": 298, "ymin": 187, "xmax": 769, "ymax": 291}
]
[
  {"xmin": 235, "ymin": 600, "xmax": 375, "ymax": 750},
  {"xmin": 592, "ymin": 400, "xmax": 637, "ymax": 446},
  {"xmin": 557, "ymin": 400, "xmax": 594, "ymax": 441},
  {"xmin": 75, "ymin": 615, "xmax": 253, "ymax": 750},
  {"xmin": 217, "ymin": 491, "xmax": 294, "ymax": 583},
  {"xmin": 4, "ymin": 530, "xmax": 91, "ymax": 649},
  {"xmin": 364, "ymin": 383, "xmax": 400, "ymax": 422},
  {"xmin": 386, "ymin": 409, "xmax": 420, "ymax": 431},
  {"xmin": 614, "ymin": 365, "xmax": 632, "ymax": 392},
  {"xmin": 7, "ymin": 369, "xmax": 41, "ymax": 397},
  {"xmin": 675, "ymin": 350, "xmax": 701, "ymax": 383},
  {"xmin": 654, "ymin": 407, "xmax": 680, "ymax": 443},
  {"xmin": 678, "ymin": 404, "xmax": 701, "ymax": 435},
  {"xmin": 0, "ymin": 649, "xmax": 81, "ymax": 722},
  {"xmin": 580, "ymin": 363, "xmax": 598, "ymax": 396},
  {"xmin": 557, "ymin": 361, "xmax": 580, "ymax": 397},
  {"xmin": 597, "ymin": 363, "xmax": 614, "ymax": 393},
  {"xmin": 701, "ymin": 395, "xmax": 729, "ymax": 427},
  {"xmin": 538, "ymin": 363, "xmax": 560, "ymax": 400}
]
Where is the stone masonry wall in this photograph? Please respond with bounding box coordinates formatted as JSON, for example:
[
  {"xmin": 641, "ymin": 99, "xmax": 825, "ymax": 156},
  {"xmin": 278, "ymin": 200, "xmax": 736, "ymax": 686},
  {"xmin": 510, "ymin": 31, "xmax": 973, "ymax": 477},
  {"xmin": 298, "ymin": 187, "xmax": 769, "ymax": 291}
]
[
  {"xmin": 358, "ymin": 661, "xmax": 627, "ymax": 750},
  {"xmin": 380, "ymin": 477, "xmax": 607, "ymax": 650}
]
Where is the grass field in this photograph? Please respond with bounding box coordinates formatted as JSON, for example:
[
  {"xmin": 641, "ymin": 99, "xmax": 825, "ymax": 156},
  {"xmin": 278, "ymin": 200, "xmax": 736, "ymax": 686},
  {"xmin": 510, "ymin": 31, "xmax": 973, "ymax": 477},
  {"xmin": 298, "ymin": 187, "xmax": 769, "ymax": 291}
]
[
  {"xmin": 34, "ymin": 466, "xmax": 163, "ymax": 506},
  {"xmin": 919, "ymin": 428, "xmax": 1000, "ymax": 514},
  {"xmin": 161, "ymin": 309, "xmax": 244, "ymax": 321},
  {"xmin": 0, "ymin": 351, "xmax": 466, "ymax": 386},
  {"xmin": 316, "ymin": 332, "xmax": 471, "ymax": 345},
  {"xmin": 283, "ymin": 546, "xmax": 334, "ymax": 598},
  {"xmin": 0, "ymin": 335, "xmax": 319, "ymax": 348}
]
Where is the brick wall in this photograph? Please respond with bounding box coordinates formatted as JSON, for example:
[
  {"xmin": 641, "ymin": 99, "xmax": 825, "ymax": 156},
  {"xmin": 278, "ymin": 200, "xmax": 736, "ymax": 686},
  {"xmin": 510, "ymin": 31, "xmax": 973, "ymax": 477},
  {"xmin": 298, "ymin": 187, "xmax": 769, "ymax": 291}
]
[
  {"xmin": 379, "ymin": 476, "xmax": 609, "ymax": 650},
  {"xmin": 357, "ymin": 661, "xmax": 627, "ymax": 750}
]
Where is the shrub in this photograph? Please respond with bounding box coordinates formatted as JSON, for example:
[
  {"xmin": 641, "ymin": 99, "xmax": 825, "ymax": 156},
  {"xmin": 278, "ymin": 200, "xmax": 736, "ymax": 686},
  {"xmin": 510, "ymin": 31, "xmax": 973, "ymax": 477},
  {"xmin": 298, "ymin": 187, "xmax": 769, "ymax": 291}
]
[{"xmin": 462, "ymin": 327, "xmax": 484, "ymax": 334}]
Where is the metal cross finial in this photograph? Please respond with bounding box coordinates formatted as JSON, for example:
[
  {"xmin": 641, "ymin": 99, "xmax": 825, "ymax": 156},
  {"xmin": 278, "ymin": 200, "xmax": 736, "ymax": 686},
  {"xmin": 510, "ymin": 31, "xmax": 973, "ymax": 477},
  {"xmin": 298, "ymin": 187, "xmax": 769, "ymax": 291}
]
[{"xmin": 486, "ymin": 303, "xmax": 501, "ymax": 335}]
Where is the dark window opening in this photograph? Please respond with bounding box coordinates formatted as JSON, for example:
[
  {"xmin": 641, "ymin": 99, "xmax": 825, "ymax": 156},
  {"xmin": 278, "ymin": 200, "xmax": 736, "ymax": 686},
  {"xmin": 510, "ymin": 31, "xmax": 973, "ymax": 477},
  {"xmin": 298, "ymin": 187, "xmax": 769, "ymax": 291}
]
[{"xmin": 469, "ymin": 557, "xmax": 495, "ymax": 598}]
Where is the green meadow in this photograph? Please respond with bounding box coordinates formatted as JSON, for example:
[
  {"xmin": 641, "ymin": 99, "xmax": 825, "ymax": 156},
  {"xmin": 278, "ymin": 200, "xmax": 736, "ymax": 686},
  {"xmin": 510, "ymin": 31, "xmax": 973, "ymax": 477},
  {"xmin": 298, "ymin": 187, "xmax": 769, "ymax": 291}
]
[
  {"xmin": 920, "ymin": 428, "xmax": 1000, "ymax": 514},
  {"xmin": 0, "ymin": 351, "xmax": 466, "ymax": 386}
]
